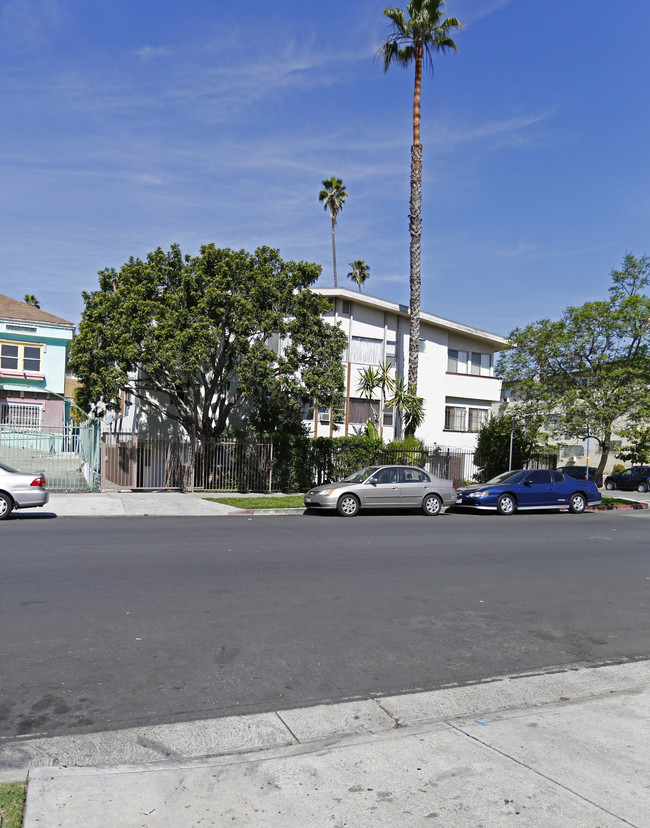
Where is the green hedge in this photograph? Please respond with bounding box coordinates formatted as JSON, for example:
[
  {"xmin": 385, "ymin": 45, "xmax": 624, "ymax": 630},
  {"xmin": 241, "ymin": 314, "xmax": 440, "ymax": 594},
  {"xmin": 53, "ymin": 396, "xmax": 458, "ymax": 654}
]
[{"xmin": 271, "ymin": 435, "xmax": 433, "ymax": 491}]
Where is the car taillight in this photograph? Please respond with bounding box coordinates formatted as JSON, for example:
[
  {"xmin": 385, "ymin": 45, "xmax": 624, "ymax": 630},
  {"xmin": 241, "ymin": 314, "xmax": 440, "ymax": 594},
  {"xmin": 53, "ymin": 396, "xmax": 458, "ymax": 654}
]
[
  {"xmin": 30, "ymin": 476, "xmax": 45, "ymax": 487},
  {"xmin": 452, "ymin": 480, "xmax": 456, "ymax": 489}
]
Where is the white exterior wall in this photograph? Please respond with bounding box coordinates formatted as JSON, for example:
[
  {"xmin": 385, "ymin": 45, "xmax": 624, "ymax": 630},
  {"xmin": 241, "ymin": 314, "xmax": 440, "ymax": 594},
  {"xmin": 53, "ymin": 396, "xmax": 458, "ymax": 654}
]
[{"xmin": 309, "ymin": 289, "xmax": 507, "ymax": 448}]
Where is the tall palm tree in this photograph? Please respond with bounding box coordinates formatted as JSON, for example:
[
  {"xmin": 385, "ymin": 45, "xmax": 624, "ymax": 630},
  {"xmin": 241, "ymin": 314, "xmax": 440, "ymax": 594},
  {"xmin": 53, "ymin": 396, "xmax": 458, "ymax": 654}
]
[
  {"xmin": 378, "ymin": 1, "xmax": 461, "ymax": 432},
  {"xmin": 318, "ymin": 176, "xmax": 347, "ymax": 287},
  {"xmin": 23, "ymin": 294, "xmax": 40, "ymax": 308},
  {"xmin": 347, "ymin": 259, "xmax": 370, "ymax": 293}
]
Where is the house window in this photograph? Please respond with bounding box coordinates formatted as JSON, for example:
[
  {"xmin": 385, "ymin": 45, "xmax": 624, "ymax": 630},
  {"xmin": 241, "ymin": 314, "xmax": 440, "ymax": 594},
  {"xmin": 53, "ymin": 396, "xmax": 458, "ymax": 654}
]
[
  {"xmin": 0, "ymin": 341, "xmax": 42, "ymax": 374},
  {"xmin": 0, "ymin": 402, "xmax": 42, "ymax": 428}
]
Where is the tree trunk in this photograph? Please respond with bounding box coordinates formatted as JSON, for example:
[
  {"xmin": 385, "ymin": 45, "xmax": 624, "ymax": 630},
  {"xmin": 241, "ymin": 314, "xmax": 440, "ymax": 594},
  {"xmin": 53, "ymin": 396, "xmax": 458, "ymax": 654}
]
[
  {"xmin": 407, "ymin": 143, "xmax": 422, "ymax": 437},
  {"xmin": 406, "ymin": 47, "xmax": 423, "ymax": 438},
  {"xmin": 595, "ymin": 429, "xmax": 611, "ymax": 485},
  {"xmin": 331, "ymin": 219, "xmax": 338, "ymax": 288}
]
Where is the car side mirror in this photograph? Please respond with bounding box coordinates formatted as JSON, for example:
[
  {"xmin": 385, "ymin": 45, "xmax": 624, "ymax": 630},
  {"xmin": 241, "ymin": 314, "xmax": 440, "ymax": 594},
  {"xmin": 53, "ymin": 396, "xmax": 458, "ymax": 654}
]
[
  {"xmin": 367, "ymin": 479, "xmax": 377, "ymax": 486},
  {"xmin": 524, "ymin": 479, "xmax": 532, "ymax": 486}
]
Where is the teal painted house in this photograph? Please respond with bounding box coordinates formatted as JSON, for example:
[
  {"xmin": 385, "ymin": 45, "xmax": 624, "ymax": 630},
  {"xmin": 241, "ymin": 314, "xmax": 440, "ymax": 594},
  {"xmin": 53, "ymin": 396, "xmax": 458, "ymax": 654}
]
[{"xmin": 0, "ymin": 294, "xmax": 75, "ymax": 428}]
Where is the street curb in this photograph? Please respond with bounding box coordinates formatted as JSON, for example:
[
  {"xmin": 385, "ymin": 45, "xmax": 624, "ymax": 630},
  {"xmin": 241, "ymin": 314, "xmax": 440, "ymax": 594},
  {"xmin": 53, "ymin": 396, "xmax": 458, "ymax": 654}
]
[
  {"xmin": 227, "ymin": 508, "xmax": 305, "ymax": 516},
  {"xmin": 587, "ymin": 503, "xmax": 648, "ymax": 511}
]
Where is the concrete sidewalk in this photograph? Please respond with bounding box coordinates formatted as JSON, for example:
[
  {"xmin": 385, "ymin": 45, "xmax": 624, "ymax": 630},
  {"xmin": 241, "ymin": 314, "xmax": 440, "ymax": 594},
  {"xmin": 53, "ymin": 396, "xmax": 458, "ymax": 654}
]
[
  {"xmin": 13, "ymin": 660, "xmax": 650, "ymax": 827},
  {"xmin": 42, "ymin": 490, "xmax": 304, "ymax": 517}
]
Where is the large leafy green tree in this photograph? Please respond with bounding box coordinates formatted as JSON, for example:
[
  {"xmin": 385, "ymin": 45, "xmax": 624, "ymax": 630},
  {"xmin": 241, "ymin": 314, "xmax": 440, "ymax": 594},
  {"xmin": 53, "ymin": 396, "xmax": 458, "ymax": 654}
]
[
  {"xmin": 498, "ymin": 254, "xmax": 650, "ymax": 482},
  {"xmin": 378, "ymin": 0, "xmax": 461, "ymax": 428},
  {"xmin": 318, "ymin": 176, "xmax": 347, "ymax": 288},
  {"xmin": 474, "ymin": 413, "xmax": 545, "ymax": 482},
  {"xmin": 69, "ymin": 244, "xmax": 347, "ymax": 441}
]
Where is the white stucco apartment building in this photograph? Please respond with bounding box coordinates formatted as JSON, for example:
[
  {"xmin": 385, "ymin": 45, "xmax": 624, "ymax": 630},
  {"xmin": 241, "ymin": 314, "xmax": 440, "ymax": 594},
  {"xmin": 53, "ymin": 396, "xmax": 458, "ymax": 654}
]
[{"xmin": 308, "ymin": 288, "xmax": 508, "ymax": 449}]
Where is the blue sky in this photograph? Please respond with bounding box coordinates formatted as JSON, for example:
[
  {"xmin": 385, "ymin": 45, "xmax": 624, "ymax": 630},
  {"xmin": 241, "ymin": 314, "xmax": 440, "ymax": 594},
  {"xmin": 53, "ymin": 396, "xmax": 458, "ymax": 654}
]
[{"xmin": 1, "ymin": 0, "xmax": 649, "ymax": 336}]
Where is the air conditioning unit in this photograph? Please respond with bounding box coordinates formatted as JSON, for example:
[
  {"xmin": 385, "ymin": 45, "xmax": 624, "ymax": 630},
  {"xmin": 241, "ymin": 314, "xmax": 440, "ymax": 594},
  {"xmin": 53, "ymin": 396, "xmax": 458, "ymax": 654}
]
[
  {"xmin": 567, "ymin": 456, "xmax": 577, "ymax": 462},
  {"xmin": 318, "ymin": 410, "xmax": 330, "ymax": 424}
]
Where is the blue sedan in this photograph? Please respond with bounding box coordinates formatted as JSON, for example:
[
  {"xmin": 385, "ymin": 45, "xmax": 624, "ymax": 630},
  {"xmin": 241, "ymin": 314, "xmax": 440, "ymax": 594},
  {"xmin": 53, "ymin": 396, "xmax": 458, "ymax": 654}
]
[{"xmin": 455, "ymin": 469, "xmax": 601, "ymax": 515}]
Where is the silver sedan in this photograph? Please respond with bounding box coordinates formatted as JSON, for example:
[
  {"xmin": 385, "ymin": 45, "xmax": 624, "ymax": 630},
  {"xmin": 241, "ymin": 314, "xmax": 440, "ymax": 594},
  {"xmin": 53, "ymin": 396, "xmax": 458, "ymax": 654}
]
[
  {"xmin": 304, "ymin": 464, "xmax": 455, "ymax": 517},
  {"xmin": 0, "ymin": 461, "xmax": 49, "ymax": 520}
]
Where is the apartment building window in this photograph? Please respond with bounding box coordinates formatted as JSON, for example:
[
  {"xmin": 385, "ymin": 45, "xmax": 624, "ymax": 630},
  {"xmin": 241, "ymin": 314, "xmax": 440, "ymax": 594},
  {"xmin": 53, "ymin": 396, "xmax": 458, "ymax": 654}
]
[
  {"xmin": 468, "ymin": 407, "xmax": 489, "ymax": 432},
  {"xmin": 447, "ymin": 349, "xmax": 468, "ymax": 373},
  {"xmin": 350, "ymin": 336, "xmax": 383, "ymax": 365},
  {"xmin": 348, "ymin": 397, "xmax": 375, "ymax": 424},
  {"xmin": 445, "ymin": 406, "xmax": 466, "ymax": 431},
  {"xmin": 445, "ymin": 404, "xmax": 490, "ymax": 432},
  {"xmin": 470, "ymin": 352, "xmax": 492, "ymax": 376},
  {"xmin": 447, "ymin": 348, "xmax": 492, "ymax": 376},
  {"xmin": 0, "ymin": 342, "xmax": 43, "ymax": 374},
  {"xmin": 0, "ymin": 402, "xmax": 42, "ymax": 428}
]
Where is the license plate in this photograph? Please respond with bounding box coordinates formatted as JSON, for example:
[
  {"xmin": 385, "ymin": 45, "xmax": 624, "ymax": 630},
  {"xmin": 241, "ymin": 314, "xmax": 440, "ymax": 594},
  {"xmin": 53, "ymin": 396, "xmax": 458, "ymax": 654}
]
[{"xmin": 456, "ymin": 496, "xmax": 463, "ymax": 503}]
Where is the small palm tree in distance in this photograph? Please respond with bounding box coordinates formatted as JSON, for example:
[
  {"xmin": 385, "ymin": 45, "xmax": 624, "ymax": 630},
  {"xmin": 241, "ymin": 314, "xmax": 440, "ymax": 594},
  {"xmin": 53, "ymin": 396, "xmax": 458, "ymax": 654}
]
[
  {"xmin": 347, "ymin": 260, "xmax": 370, "ymax": 293},
  {"xmin": 318, "ymin": 176, "xmax": 347, "ymax": 287},
  {"xmin": 23, "ymin": 294, "xmax": 40, "ymax": 308}
]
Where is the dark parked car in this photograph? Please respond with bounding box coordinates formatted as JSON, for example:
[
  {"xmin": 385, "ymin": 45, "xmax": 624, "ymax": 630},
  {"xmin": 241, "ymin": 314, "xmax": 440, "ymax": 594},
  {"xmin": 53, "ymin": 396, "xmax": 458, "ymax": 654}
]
[
  {"xmin": 603, "ymin": 466, "xmax": 650, "ymax": 492},
  {"xmin": 557, "ymin": 465, "xmax": 602, "ymax": 487},
  {"xmin": 455, "ymin": 468, "xmax": 601, "ymax": 515}
]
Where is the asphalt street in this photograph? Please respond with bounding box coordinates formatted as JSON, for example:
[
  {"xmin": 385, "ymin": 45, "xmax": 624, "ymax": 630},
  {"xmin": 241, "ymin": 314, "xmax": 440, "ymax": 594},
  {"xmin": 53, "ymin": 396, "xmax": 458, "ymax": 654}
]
[{"xmin": 1, "ymin": 509, "xmax": 649, "ymax": 745}]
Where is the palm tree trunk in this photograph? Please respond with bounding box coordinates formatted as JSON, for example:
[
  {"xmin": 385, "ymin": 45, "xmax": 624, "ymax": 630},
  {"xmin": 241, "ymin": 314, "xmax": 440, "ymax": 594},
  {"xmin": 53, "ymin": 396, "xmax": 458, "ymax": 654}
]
[
  {"xmin": 406, "ymin": 48, "xmax": 423, "ymax": 438},
  {"xmin": 331, "ymin": 219, "xmax": 338, "ymax": 288}
]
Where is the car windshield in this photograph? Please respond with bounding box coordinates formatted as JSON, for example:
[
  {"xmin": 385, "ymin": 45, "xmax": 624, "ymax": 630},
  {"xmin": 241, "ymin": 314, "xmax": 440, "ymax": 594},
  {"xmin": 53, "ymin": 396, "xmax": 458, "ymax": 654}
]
[
  {"xmin": 485, "ymin": 470, "xmax": 528, "ymax": 485},
  {"xmin": 0, "ymin": 461, "xmax": 18, "ymax": 473},
  {"xmin": 342, "ymin": 467, "xmax": 380, "ymax": 484}
]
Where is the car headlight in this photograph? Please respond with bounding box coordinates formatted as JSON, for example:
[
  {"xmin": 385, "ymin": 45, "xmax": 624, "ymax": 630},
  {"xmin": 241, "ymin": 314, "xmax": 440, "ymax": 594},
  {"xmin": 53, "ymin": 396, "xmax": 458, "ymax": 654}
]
[{"xmin": 469, "ymin": 491, "xmax": 490, "ymax": 498}]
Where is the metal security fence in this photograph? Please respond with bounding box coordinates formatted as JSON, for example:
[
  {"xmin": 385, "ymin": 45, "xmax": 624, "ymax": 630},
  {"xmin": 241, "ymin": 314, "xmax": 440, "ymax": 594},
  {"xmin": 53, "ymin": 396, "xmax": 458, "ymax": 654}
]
[
  {"xmin": 100, "ymin": 433, "xmax": 275, "ymax": 492},
  {"xmin": 98, "ymin": 431, "xmax": 559, "ymax": 493},
  {"xmin": 0, "ymin": 422, "xmax": 100, "ymax": 491}
]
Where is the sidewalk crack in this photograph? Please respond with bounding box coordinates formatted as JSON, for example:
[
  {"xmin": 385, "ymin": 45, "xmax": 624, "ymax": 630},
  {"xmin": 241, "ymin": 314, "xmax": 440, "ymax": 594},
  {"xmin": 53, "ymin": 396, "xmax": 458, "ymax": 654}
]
[
  {"xmin": 373, "ymin": 699, "xmax": 404, "ymax": 728},
  {"xmin": 274, "ymin": 712, "xmax": 301, "ymax": 745},
  {"xmin": 446, "ymin": 723, "xmax": 639, "ymax": 827}
]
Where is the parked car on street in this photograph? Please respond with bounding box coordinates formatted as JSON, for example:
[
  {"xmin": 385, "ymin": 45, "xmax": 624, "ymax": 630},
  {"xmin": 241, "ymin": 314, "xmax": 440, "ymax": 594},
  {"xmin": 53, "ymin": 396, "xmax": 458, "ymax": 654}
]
[
  {"xmin": 455, "ymin": 469, "xmax": 601, "ymax": 515},
  {"xmin": 556, "ymin": 465, "xmax": 602, "ymax": 487},
  {"xmin": 603, "ymin": 466, "xmax": 650, "ymax": 492},
  {"xmin": 0, "ymin": 461, "xmax": 49, "ymax": 520},
  {"xmin": 304, "ymin": 465, "xmax": 455, "ymax": 517}
]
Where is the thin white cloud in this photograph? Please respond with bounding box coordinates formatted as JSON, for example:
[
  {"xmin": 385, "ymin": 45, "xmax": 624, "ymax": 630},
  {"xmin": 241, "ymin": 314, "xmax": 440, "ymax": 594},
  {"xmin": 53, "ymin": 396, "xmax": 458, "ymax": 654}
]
[
  {"xmin": 449, "ymin": 0, "xmax": 515, "ymax": 26},
  {"xmin": 133, "ymin": 45, "xmax": 173, "ymax": 63},
  {"xmin": 0, "ymin": 0, "xmax": 61, "ymax": 49}
]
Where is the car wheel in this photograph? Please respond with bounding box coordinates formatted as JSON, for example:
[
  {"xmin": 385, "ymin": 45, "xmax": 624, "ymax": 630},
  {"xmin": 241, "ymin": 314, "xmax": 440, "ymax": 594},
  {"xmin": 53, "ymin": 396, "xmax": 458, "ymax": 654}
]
[
  {"xmin": 0, "ymin": 493, "xmax": 13, "ymax": 521},
  {"xmin": 421, "ymin": 493, "xmax": 442, "ymax": 516},
  {"xmin": 569, "ymin": 493, "xmax": 587, "ymax": 514},
  {"xmin": 496, "ymin": 494, "xmax": 516, "ymax": 515},
  {"xmin": 636, "ymin": 481, "xmax": 648, "ymax": 493},
  {"xmin": 337, "ymin": 494, "xmax": 360, "ymax": 517},
  {"xmin": 605, "ymin": 481, "xmax": 615, "ymax": 490}
]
